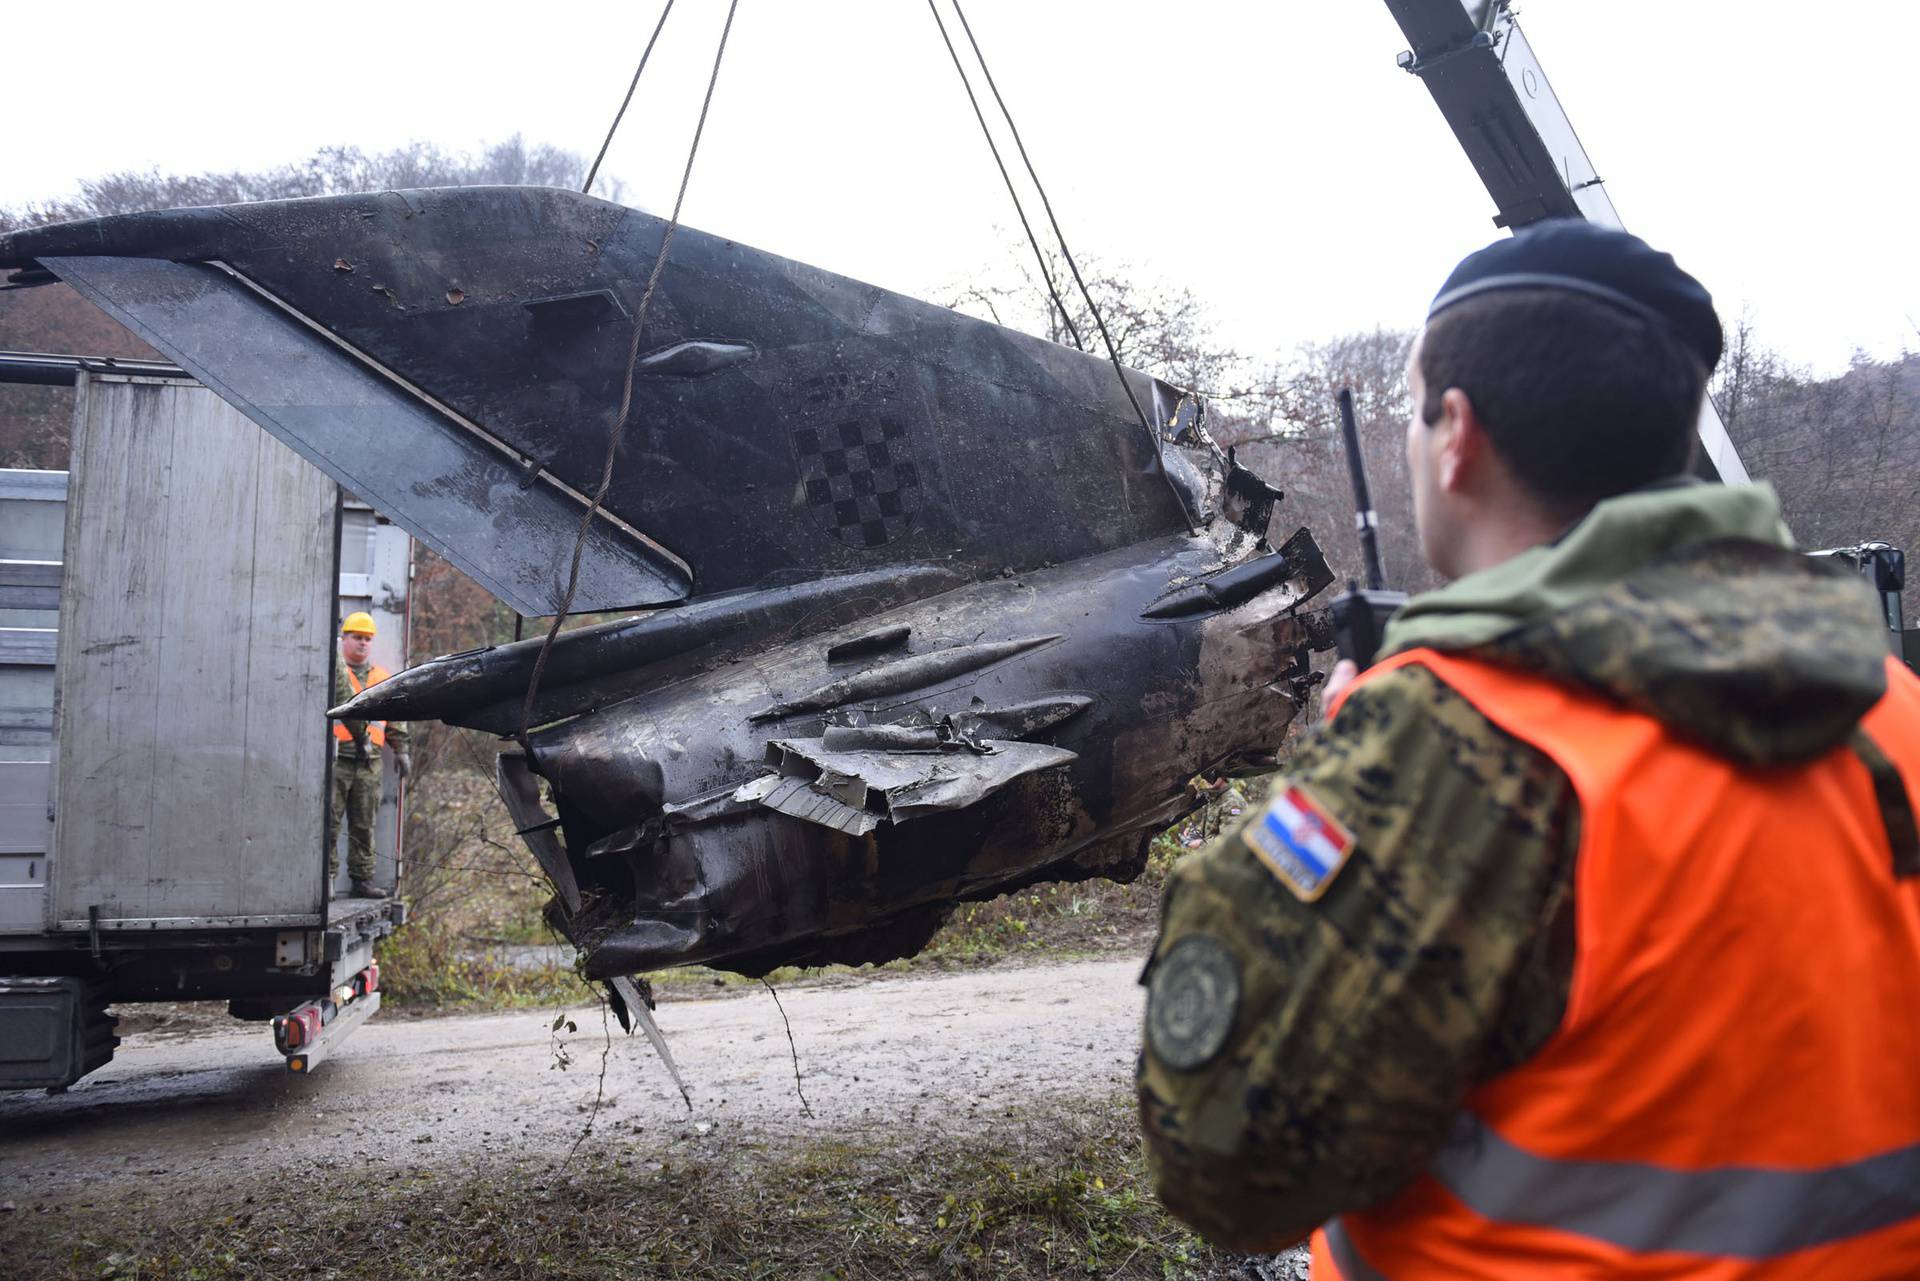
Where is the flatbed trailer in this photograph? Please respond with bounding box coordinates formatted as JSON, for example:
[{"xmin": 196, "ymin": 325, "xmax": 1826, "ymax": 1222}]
[{"xmin": 0, "ymin": 359, "xmax": 411, "ymax": 1089}]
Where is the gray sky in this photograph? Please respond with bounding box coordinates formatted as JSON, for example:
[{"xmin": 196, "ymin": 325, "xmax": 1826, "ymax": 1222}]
[{"xmin": 5, "ymin": 1, "xmax": 1914, "ymax": 374}]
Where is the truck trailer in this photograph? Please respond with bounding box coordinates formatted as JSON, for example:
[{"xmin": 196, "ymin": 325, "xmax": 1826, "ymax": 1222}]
[{"xmin": 0, "ymin": 356, "xmax": 410, "ymax": 1089}]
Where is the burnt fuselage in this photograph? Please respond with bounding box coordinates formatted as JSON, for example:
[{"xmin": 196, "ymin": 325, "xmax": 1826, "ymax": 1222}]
[
  {"xmin": 520, "ymin": 530, "xmax": 1329, "ymax": 975},
  {"xmin": 0, "ymin": 187, "xmax": 1335, "ymax": 977}
]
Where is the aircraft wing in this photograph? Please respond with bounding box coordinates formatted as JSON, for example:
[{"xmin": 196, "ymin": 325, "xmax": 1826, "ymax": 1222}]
[{"xmin": 1, "ymin": 187, "xmax": 1200, "ymax": 613}]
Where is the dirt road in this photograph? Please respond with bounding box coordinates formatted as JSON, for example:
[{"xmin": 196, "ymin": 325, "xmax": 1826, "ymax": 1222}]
[{"xmin": 0, "ymin": 956, "xmax": 1145, "ymax": 1203}]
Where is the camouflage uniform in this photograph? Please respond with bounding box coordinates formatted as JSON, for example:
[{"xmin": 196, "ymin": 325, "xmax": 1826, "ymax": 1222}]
[
  {"xmin": 327, "ymin": 661, "xmax": 409, "ymax": 885},
  {"xmin": 1137, "ymin": 481, "xmax": 1893, "ymax": 1252}
]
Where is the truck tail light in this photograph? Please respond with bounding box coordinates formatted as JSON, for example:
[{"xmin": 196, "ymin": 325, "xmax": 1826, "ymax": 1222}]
[{"xmin": 273, "ymin": 1005, "xmax": 322, "ymax": 1052}]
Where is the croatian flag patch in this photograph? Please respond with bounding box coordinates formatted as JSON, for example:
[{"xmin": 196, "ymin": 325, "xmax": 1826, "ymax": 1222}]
[{"xmin": 1243, "ymin": 782, "xmax": 1357, "ymax": 902}]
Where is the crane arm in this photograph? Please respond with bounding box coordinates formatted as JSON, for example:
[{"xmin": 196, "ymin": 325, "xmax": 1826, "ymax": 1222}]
[{"xmin": 1382, "ymin": 0, "xmax": 1749, "ymax": 483}]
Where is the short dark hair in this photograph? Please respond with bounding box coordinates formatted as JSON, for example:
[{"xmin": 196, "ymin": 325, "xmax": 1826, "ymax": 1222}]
[{"xmin": 1418, "ymin": 288, "xmax": 1707, "ymax": 514}]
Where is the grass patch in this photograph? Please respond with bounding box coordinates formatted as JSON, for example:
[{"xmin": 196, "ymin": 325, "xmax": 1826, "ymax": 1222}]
[
  {"xmin": 1, "ymin": 1098, "xmax": 1295, "ymax": 1281},
  {"xmin": 377, "ymin": 915, "xmax": 587, "ymax": 1012}
]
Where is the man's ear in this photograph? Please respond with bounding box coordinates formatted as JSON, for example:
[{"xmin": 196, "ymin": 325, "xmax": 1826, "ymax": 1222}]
[{"xmin": 1435, "ymin": 387, "xmax": 1486, "ymax": 494}]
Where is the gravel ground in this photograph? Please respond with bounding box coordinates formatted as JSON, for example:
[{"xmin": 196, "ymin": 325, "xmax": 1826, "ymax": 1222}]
[
  {"xmin": 2, "ymin": 955, "xmax": 1308, "ymax": 1278},
  {"xmin": 2, "ymin": 957, "xmax": 1145, "ymax": 1201}
]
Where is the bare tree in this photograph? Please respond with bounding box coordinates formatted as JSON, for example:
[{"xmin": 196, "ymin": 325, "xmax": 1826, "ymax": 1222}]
[
  {"xmin": 1714, "ymin": 307, "xmax": 1773, "ymax": 434},
  {"xmin": 1235, "ymin": 328, "xmax": 1439, "ymax": 596},
  {"xmin": 945, "ymin": 245, "xmax": 1246, "ymax": 400},
  {"xmin": 0, "ymin": 135, "xmax": 621, "ymax": 233},
  {"xmin": 1722, "ymin": 317, "xmax": 1920, "ymax": 617},
  {"xmin": 947, "ymin": 246, "xmax": 1433, "ymax": 592}
]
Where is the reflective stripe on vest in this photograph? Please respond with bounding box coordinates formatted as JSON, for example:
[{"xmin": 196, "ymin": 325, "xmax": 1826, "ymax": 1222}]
[
  {"xmin": 1316, "ymin": 1221, "xmax": 1385, "ymax": 1281},
  {"xmin": 1310, "ymin": 648, "xmax": 1920, "ymax": 1279},
  {"xmin": 1425, "ymin": 1112, "xmax": 1920, "ymax": 1259},
  {"xmin": 332, "ymin": 663, "xmax": 390, "ymax": 748}
]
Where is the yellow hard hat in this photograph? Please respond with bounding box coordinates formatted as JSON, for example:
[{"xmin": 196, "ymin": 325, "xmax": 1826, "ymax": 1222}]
[{"xmin": 340, "ymin": 612, "xmax": 377, "ymax": 637}]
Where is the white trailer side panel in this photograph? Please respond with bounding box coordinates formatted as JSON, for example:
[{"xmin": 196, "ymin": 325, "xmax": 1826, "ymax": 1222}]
[
  {"xmin": 0, "ymin": 469, "xmax": 65, "ymax": 931},
  {"xmin": 332, "ymin": 503, "xmax": 410, "ymax": 897},
  {"xmin": 50, "ymin": 376, "xmax": 337, "ymax": 928}
]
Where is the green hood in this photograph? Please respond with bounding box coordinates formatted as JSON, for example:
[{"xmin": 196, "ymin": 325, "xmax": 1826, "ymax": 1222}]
[{"xmin": 1381, "ymin": 482, "xmax": 1893, "ymax": 766}]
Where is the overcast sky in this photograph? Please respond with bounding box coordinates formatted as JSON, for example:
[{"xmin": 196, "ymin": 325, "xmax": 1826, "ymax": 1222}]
[{"xmin": 4, "ymin": 1, "xmax": 1914, "ymax": 375}]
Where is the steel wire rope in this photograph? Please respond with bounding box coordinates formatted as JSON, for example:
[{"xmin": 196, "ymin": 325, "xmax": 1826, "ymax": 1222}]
[
  {"xmin": 582, "ymin": 0, "xmax": 679, "ymax": 195},
  {"xmin": 942, "ymin": 0, "xmax": 1203, "ymax": 533},
  {"xmin": 760, "ymin": 977, "xmax": 814, "ymax": 1117},
  {"xmin": 520, "ymin": 0, "xmax": 742, "ymax": 752},
  {"xmin": 921, "ymin": 0, "xmax": 1081, "ymax": 350}
]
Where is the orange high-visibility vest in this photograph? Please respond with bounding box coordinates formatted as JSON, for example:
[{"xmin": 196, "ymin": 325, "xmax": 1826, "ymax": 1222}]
[
  {"xmin": 1310, "ymin": 647, "xmax": 1920, "ymax": 1279},
  {"xmin": 332, "ymin": 664, "xmax": 392, "ymax": 749}
]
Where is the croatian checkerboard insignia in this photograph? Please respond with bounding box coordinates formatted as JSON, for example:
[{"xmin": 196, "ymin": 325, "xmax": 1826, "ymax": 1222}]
[
  {"xmin": 1243, "ymin": 781, "xmax": 1356, "ymax": 902},
  {"xmin": 791, "ymin": 416, "xmax": 920, "ymax": 549},
  {"xmin": 788, "ymin": 367, "xmax": 920, "ymax": 550}
]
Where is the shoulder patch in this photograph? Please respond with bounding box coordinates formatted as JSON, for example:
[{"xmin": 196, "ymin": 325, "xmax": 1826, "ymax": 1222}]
[
  {"xmin": 1146, "ymin": 935, "xmax": 1241, "ymax": 1071},
  {"xmin": 1243, "ymin": 781, "xmax": 1356, "ymax": 902}
]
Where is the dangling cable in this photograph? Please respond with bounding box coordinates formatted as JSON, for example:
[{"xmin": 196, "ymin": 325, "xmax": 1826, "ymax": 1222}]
[
  {"xmin": 520, "ymin": 0, "xmax": 741, "ymax": 751},
  {"xmin": 949, "ymin": 0, "xmax": 1154, "ymax": 440},
  {"xmin": 583, "ymin": 0, "xmax": 679, "ymax": 195},
  {"xmin": 923, "ymin": 0, "xmax": 1081, "ymax": 350},
  {"xmin": 940, "ymin": 0, "xmax": 1201, "ymax": 533}
]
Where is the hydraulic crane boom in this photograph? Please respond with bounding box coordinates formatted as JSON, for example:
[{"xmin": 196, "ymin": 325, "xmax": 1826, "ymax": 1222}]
[{"xmin": 1382, "ymin": 0, "xmax": 1750, "ymax": 484}]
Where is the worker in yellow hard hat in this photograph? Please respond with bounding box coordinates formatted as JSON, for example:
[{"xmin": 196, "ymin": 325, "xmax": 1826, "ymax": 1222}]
[{"xmin": 329, "ymin": 611, "xmax": 409, "ymax": 898}]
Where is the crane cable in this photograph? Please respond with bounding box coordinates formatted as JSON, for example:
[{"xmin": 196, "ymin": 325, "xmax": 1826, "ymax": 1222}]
[
  {"xmin": 526, "ymin": 0, "xmax": 1205, "ymax": 753},
  {"xmin": 929, "ymin": 0, "xmax": 1203, "ymax": 534},
  {"xmin": 519, "ymin": 0, "xmax": 741, "ymax": 752},
  {"xmin": 920, "ymin": 0, "xmax": 1079, "ymax": 350},
  {"xmin": 583, "ymin": 0, "xmax": 679, "ymax": 196}
]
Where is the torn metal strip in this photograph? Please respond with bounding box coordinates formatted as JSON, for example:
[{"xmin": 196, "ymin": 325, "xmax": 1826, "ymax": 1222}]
[
  {"xmin": 743, "ymin": 735, "xmax": 1078, "ymax": 834},
  {"xmin": 882, "ymin": 742, "xmax": 1078, "ymax": 822},
  {"xmin": 736, "ymin": 773, "xmax": 881, "ymax": 836},
  {"xmin": 609, "ymin": 974, "xmax": 692, "ymax": 1110}
]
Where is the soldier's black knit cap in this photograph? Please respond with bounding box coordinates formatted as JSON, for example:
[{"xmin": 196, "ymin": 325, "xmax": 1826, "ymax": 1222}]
[{"xmin": 1428, "ymin": 219, "xmax": 1722, "ymax": 371}]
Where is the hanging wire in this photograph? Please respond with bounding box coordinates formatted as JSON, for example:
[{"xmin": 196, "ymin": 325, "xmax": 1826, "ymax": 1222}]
[
  {"xmin": 760, "ymin": 977, "xmax": 814, "ymax": 1117},
  {"xmin": 582, "ymin": 0, "xmax": 680, "ymax": 195},
  {"xmin": 922, "ymin": 0, "xmax": 1080, "ymax": 349},
  {"xmin": 521, "ymin": 0, "xmax": 742, "ymax": 751},
  {"xmin": 938, "ymin": 0, "xmax": 1202, "ymax": 533}
]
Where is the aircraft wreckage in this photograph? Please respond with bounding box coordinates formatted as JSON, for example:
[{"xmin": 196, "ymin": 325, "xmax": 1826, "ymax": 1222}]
[{"xmin": 0, "ymin": 186, "xmax": 1335, "ymax": 979}]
